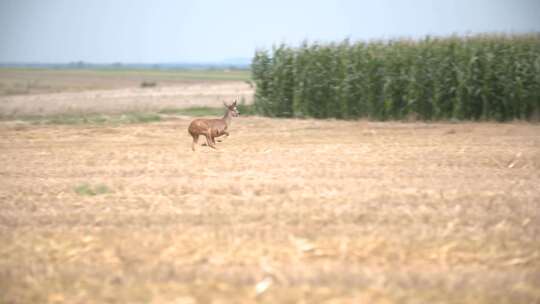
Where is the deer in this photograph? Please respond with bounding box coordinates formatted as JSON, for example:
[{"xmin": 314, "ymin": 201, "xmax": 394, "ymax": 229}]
[{"xmin": 188, "ymin": 100, "xmax": 239, "ymax": 151}]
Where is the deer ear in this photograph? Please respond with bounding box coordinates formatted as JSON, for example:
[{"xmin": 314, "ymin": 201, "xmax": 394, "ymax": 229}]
[
  {"xmin": 233, "ymin": 100, "xmax": 237, "ymax": 106},
  {"xmin": 223, "ymin": 101, "xmax": 229, "ymax": 108}
]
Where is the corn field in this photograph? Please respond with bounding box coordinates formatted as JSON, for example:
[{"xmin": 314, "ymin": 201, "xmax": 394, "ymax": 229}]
[{"xmin": 252, "ymin": 34, "xmax": 540, "ymax": 121}]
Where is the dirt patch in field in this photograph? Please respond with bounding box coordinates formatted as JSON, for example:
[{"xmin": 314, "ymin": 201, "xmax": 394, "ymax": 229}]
[{"xmin": 1, "ymin": 118, "xmax": 539, "ymax": 303}]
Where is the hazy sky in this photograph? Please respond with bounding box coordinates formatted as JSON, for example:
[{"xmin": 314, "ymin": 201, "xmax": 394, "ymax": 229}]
[{"xmin": 1, "ymin": 0, "xmax": 539, "ymax": 63}]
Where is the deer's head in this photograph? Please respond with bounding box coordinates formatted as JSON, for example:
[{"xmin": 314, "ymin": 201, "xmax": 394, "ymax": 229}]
[{"xmin": 224, "ymin": 100, "xmax": 240, "ymax": 117}]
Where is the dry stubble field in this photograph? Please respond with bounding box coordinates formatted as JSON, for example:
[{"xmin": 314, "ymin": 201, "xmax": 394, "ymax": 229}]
[
  {"xmin": 1, "ymin": 117, "xmax": 539, "ymax": 303},
  {"xmin": 1, "ymin": 69, "xmax": 540, "ymax": 303}
]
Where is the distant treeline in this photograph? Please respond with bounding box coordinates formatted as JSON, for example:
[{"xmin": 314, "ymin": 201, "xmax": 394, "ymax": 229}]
[
  {"xmin": 252, "ymin": 34, "xmax": 540, "ymax": 121},
  {"xmin": 0, "ymin": 61, "xmax": 250, "ymax": 71}
]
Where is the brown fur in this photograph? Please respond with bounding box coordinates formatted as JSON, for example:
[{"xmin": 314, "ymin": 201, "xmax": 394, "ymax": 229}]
[{"xmin": 188, "ymin": 101, "xmax": 239, "ymax": 151}]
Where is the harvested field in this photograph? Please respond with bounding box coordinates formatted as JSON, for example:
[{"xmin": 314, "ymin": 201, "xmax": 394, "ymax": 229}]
[
  {"xmin": 1, "ymin": 117, "xmax": 539, "ymax": 303},
  {"xmin": 0, "ymin": 69, "xmax": 253, "ymax": 117},
  {"xmin": 0, "ymin": 83, "xmax": 253, "ymax": 117},
  {"xmin": 0, "ymin": 69, "xmax": 252, "ymax": 95}
]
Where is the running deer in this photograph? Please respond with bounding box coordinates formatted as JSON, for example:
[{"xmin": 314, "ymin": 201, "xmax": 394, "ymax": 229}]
[{"xmin": 188, "ymin": 100, "xmax": 239, "ymax": 151}]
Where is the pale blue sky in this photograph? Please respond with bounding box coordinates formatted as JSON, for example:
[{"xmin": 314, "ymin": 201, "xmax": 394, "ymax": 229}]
[{"xmin": 1, "ymin": 0, "xmax": 539, "ymax": 63}]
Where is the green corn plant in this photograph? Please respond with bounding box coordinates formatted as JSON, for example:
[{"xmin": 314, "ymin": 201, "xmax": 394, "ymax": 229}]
[{"xmin": 251, "ymin": 34, "xmax": 540, "ymax": 121}]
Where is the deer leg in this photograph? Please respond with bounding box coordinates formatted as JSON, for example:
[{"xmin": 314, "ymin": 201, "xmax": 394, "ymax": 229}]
[
  {"xmin": 216, "ymin": 131, "xmax": 229, "ymax": 142},
  {"xmin": 204, "ymin": 134, "xmax": 217, "ymax": 149},
  {"xmin": 191, "ymin": 134, "xmax": 199, "ymax": 151}
]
